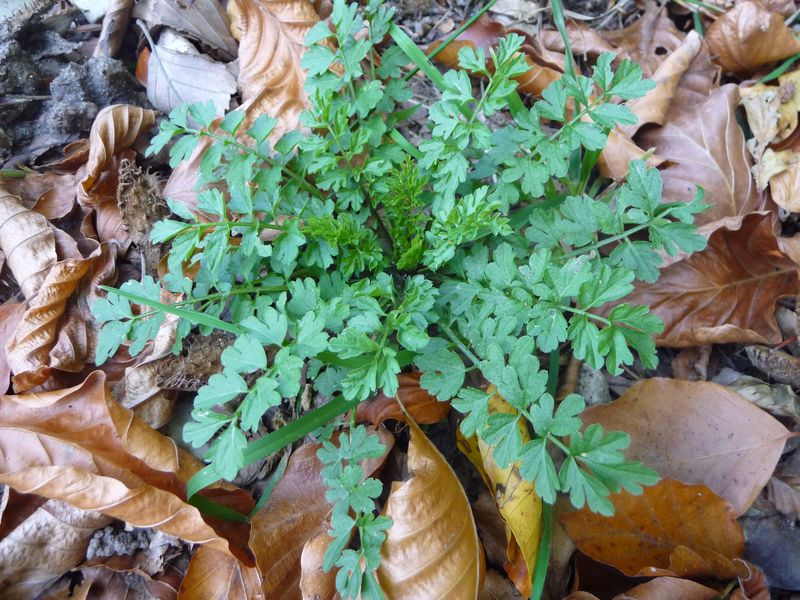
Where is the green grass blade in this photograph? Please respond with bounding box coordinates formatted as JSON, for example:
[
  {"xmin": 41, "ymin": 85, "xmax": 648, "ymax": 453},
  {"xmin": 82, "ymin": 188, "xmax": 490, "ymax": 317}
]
[
  {"xmin": 249, "ymin": 451, "xmax": 290, "ymax": 518},
  {"xmin": 390, "ymin": 24, "xmax": 446, "ymax": 91}
]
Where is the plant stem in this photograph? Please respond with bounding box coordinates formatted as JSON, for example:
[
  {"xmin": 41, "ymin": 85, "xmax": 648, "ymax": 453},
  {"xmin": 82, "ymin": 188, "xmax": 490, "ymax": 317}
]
[
  {"xmin": 558, "ymin": 304, "xmax": 611, "ymax": 326},
  {"xmin": 441, "ymin": 322, "xmax": 482, "ymax": 367},
  {"xmin": 529, "ymin": 503, "xmax": 552, "ymax": 600}
]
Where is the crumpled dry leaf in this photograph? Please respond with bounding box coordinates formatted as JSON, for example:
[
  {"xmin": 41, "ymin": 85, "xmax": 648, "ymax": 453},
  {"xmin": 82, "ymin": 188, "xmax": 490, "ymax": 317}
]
[
  {"xmin": 706, "ymin": 0, "xmax": 800, "ymax": 74},
  {"xmin": 0, "ymin": 371, "xmax": 253, "ymax": 562},
  {"xmin": 731, "ymin": 563, "xmax": 770, "ymax": 600},
  {"xmin": 357, "ymin": 371, "xmax": 451, "ymax": 426},
  {"xmin": 767, "ymin": 476, "xmax": 800, "ymax": 518},
  {"xmin": 562, "ymin": 478, "xmax": 745, "ymax": 579},
  {"xmin": 377, "ymin": 415, "xmax": 483, "ymax": 598},
  {"xmin": 0, "ymin": 186, "xmax": 57, "ymax": 300},
  {"xmin": 540, "ymin": 21, "xmax": 617, "ymax": 59},
  {"xmin": 232, "ymin": 0, "xmax": 319, "ymax": 138},
  {"xmin": 132, "ymin": 0, "xmax": 238, "ymax": 59},
  {"xmin": 78, "ymin": 105, "xmax": 155, "ymax": 205},
  {"xmin": 0, "ymin": 499, "xmax": 111, "ymax": 600},
  {"xmin": 179, "ymin": 545, "xmax": 263, "ymax": 600},
  {"xmin": 596, "ymin": 129, "xmax": 664, "ymax": 181},
  {"xmin": 94, "ymin": 0, "xmax": 133, "ymax": 58},
  {"xmin": 145, "ymin": 30, "xmax": 237, "ymax": 117},
  {"xmin": 458, "ymin": 391, "xmax": 541, "ymax": 597},
  {"xmin": 583, "ymin": 377, "xmax": 794, "ymax": 516},
  {"xmin": 6, "ymin": 171, "xmax": 77, "ymax": 220},
  {"xmin": 598, "ymin": 5, "xmax": 683, "ymax": 77},
  {"xmin": 638, "ymin": 85, "xmax": 764, "ymax": 224},
  {"xmin": 716, "ymin": 368, "xmax": 800, "ymax": 424},
  {"xmin": 621, "ymin": 212, "xmax": 798, "ymax": 347}
]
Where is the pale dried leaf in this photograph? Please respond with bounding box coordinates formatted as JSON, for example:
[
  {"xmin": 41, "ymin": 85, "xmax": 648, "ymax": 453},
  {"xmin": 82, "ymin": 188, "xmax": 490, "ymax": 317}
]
[
  {"xmin": 638, "ymin": 85, "xmax": 764, "ymax": 224},
  {"xmin": 770, "ymin": 157, "xmax": 800, "ymax": 211},
  {"xmin": 755, "ymin": 148, "xmax": 795, "ymax": 192},
  {"xmin": 94, "ymin": 0, "xmax": 133, "ymax": 58},
  {"xmin": 377, "ymin": 416, "xmax": 483, "ymax": 598},
  {"xmin": 0, "ymin": 303, "xmax": 24, "ymax": 395},
  {"xmin": 614, "ymin": 577, "xmax": 719, "ymax": 599},
  {"xmin": 740, "ymin": 83, "xmax": 782, "ymax": 184},
  {"xmin": 596, "ymin": 128, "xmax": 664, "ymax": 181},
  {"xmin": 583, "ymin": 378, "xmax": 794, "ymax": 516},
  {"xmin": 146, "ymin": 34, "xmax": 237, "ymax": 117},
  {"xmin": 706, "ymin": 1, "xmax": 800, "ymax": 73},
  {"xmin": 0, "ymin": 186, "xmax": 57, "ymax": 300},
  {"xmin": 0, "ymin": 499, "xmax": 111, "ymax": 600},
  {"xmin": 132, "ymin": 0, "xmax": 238, "ymax": 59},
  {"xmin": 179, "ymin": 545, "xmax": 264, "ymax": 600},
  {"xmin": 719, "ymin": 371, "xmax": 800, "ymax": 424}
]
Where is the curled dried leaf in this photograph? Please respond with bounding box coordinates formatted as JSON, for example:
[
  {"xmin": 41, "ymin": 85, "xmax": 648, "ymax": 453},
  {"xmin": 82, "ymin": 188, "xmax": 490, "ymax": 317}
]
[
  {"xmin": 179, "ymin": 546, "xmax": 263, "ymax": 600},
  {"xmin": 377, "ymin": 415, "xmax": 483, "ymax": 598},
  {"xmin": 0, "ymin": 186, "xmax": 57, "ymax": 300},
  {"xmin": 706, "ymin": 1, "xmax": 800, "ymax": 73},
  {"xmin": 357, "ymin": 371, "xmax": 450, "ymax": 426}
]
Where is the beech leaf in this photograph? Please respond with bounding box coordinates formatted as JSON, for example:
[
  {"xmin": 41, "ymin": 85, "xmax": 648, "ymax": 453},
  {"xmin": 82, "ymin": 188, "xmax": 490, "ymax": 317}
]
[
  {"xmin": 356, "ymin": 371, "xmax": 451, "ymax": 426},
  {"xmin": 583, "ymin": 377, "xmax": 794, "ymax": 515},
  {"xmin": 179, "ymin": 546, "xmax": 263, "ymax": 599},
  {"xmin": 377, "ymin": 415, "xmax": 483, "ymax": 598},
  {"xmin": 562, "ymin": 478, "xmax": 745, "ymax": 579}
]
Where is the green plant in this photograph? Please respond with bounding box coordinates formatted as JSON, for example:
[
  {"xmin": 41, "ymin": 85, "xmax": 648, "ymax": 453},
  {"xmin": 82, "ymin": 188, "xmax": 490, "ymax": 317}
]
[{"xmin": 93, "ymin": 0, "xmax": 707, "ymax": 595}]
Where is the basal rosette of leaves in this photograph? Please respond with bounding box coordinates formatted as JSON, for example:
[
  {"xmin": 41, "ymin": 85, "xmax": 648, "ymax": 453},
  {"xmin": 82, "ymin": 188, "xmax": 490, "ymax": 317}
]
[{"xmin": 92, "ymin": 0, "xmax": 708, "ymax": 595}]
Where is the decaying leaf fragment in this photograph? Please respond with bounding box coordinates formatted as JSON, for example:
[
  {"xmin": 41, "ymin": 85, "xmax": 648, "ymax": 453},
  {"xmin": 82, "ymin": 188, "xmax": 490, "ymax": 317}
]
[
  {"xmin": 583, "ymin": 377, "xmax": 794, "ymax": 516},
  {"xmin": 562, "ymin": 478, "xmax": 745, "ymax": 579},
  {"xmin": 622, "ymin": 212, "xmax": 798, "ymax": 347},
  {"xmin": 706, "ymin": 0, "xmax": 800, "ymax": 73},
  {"xmin": 377, "ymin": 416, "xmax": 483, "ymax": 598},
  {"xmin": 179, "ymin": 545, "xmax": 263, "ymax": 600}
]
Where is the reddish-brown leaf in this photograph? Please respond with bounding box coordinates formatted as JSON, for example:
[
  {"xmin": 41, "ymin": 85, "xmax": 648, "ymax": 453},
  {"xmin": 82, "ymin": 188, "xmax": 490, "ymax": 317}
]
[
  {"xmin": 706, "ymin": 1, "xmax": 800, "ymax": 73},
  {"xmin": 637, "ymin": 85, "xmax": 764, "ymax": 224},
  {"xmin": 357, "ymin": 371, "xmax": 450, "ymax": 426},
  {"xmin": 583, "ymin": 378, "xmax": 794, "ymax": 516},
  {"xmin": 562, "ymin": 478, "xmax": 745, "ymax": 579},
  {"xmin": 612, "ymin": 577, "xmax": 719, "ymax": 599},
  {"xmin": 621, "ymin": 212, "xmax": 798, "ymax": 347}
]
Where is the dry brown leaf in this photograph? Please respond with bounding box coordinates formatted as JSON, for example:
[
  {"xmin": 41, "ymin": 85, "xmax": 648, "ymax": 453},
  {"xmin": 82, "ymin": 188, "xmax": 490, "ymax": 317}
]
[
  {"xmin": 0, "ymin": 186, "xmax": 57, "ymax": 300},
  {"xmin": 599, "ymin": 5, "xmax": 683, "ymax": 77},
  {"xmin": 756, "ymin": 148, "xmax": 795, "ymax": 192},
  {"xmin": 767, "ymin": 476, "xmax": 800, "ymax": 518},
  {"xmin": 299, "ymin": 531, "xmax": 337, "ymax": 600},
  {"xmin": 583, "ymin": 377, "xmax": 794, "ymax": 516},
  {"xmin": 706, "ymin": 1, "xmax": 800, "ymax": 74},
  {"xmin": 377, "ymin": 415, "xmax": 483, "ymax": 598},
  {"xmin": 78, "ymin": 105, "xmax": 155, "ymax": 204},
  {"xmin": 621, "ymin": 212, "xmax": 798, "ymax": 347},
  {"xmin": 357, "ymin": 371, "xmax": 450, "ymax": 426},
  {"xmin": 132, "ymin": 0, "xmax": 238, "ymax": 59},
  {"xmin": 233, "ymin": 0, "xmax": 319, "ymax": 140},
  {"xmin": 596, "ymin": 129, "xmax": 664, "ymax": 181},
  {"xmin": 0, "ymin": 499, "xmax": 111, "ymax": 600},
  {"xmin": 94, "ymin": 0, "xmax": 133, "ymax": 58},
  {"xmin": 179, "ymin": 545, "xmax": 264, "ymax": 600},
  {"xmin": 540, "ymin": 22, "xmax": 617, "ymax": 59},
  {"xmin": 429, "ymin": 15, "xmax": 562, "ymax": 97},
  {"xmin": 638, "ymin": 85, "xmax": 764, "ymax": 224},
  {"xmin": 623, "ymin": 30, "xmax": 703, "ymax": 135},
  {"xmin": 251, "ymin": 427, "xmax": 392, "ymax": 598},
  {"xmin": 562, "ymin": 478, "xmax": 745, "ymax": 579},
  {"xmin": 7, "ymin": 171, "xmax": 77, "ymax": 220},
  {"xmin": 612, "ymin": 577, "xmax": 719, "ymax": 599},
  {"xmin": 731, "ymin": 562, "xmax": 770, "ymax": 600},
  {"xmin": 0, "ymin": 371, "xmax": 254, "ymax": 562}
]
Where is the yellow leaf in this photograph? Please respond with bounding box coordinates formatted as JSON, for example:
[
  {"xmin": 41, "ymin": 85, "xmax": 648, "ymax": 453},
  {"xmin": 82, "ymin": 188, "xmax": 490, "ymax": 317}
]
[
  {"xmin": 377, "ymin": 414, "xmax": 483, "ymax": 598},
  {"xmin": 459, "ymin": 388, "xmax": 543, "ymax": 597}
]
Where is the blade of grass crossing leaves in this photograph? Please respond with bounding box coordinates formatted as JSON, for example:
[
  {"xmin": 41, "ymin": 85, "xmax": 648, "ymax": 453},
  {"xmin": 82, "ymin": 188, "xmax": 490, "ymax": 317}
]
[
  {"xmin": 188, "ymin": 495, "xmax": 250, "ymax": 522},
  {"xmin": 532, "ymin": 349, "xmax": 559, "ymax": 599},
  {"xmin": 389, "ymin": 128, "xmax": 422, "ymax": 160},
  {"xmin": 249, "ymin": 451, "xmax": 289, "ymax": 518},
  {"xmin": 390, "ymin": 24, "xmax": 447, "ymax": 91},
  {"xmin": 187, "ymin": 395, "xmax": 356, "ymax": 497},
  {"xmin": 549, "ymin": 0, "xmax": 575, "ymax": 78},
  {"xmin": 759, "ymin": 51, "xmax": 800, "ymax": 83},
  {"xmin": 99, "ymin": 285, "xmax": 244, "ymax": 334}
]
